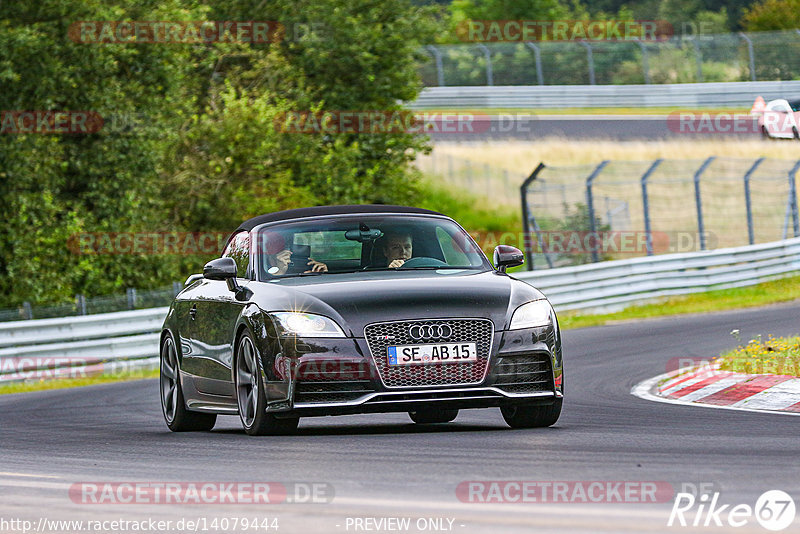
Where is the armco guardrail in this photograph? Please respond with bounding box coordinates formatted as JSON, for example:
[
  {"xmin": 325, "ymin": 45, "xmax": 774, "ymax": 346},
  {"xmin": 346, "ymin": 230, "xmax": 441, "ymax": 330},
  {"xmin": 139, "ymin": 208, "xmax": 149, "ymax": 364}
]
[
  {"xmin": 1, "ymin": 238, "xmax": 798, "ymax": 381},
  {"xmin": 0, "ymin": 308, "xmax": 167, "ymax": 382},
  {"xmin": 411, "ymin": 80, "xmax": 800, "ymax": 109},
  {"xmin": 515, "ymin": 237, "xmax": 800, "ymax": 312},
  {"xmin": 0, "ymin": 307, "xmax": 169, "ymax": 348}
]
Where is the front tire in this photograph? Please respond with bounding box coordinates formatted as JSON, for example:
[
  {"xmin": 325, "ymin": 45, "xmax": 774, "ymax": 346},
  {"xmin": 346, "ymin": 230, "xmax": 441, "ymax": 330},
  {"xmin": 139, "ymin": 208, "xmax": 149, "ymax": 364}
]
[
  {"xmin": 235, "ymin": 331, "xmax": 299, "ymax": 436},
  {"xmin": 501, "ymin": 399, "xmax": 562, "ymax": 428},
  {"xmin": 160, "ymin": 333, "xmax": 217, "ymax": 432},
  {"xmin": 408, "ymin": 408, "xmax": 458, "ymax": 424}
]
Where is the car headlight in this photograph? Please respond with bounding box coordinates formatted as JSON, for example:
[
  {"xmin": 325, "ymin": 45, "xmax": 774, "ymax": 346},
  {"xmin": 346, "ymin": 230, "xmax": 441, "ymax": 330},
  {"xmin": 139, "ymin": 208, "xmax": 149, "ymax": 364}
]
[
  {"xmin": 271, "ymin": 312, "xmax": 346, "ymax": 337},
  {"xmin": 509, "ymin": 300, "xmax": 554, "ymax": 330}
]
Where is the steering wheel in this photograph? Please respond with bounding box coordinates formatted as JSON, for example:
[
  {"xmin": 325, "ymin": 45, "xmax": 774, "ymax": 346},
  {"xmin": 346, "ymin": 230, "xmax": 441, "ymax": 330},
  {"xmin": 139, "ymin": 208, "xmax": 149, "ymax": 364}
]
[{"xmin": 398, "ymin": 257, "xmax": 447, "ymax": 268}]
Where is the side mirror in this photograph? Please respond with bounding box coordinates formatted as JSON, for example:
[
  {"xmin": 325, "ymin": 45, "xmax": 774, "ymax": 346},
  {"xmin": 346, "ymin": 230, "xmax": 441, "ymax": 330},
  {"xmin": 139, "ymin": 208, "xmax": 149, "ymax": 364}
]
[
  {"xmin": 203, "ymin": 257, "xmax": 251, "ymax": 299},
  {"xmin": 493, "ymin": 245, "xmax": 524, "ymax": 273},
  {"xmin": 203, "ymin": 257, "xmax": 237, "ymax": 280}
]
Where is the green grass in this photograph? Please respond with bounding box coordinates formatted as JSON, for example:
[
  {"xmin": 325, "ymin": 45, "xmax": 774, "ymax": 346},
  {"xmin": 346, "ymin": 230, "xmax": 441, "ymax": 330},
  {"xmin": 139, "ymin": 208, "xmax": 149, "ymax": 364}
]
[
  {"xmin": 0, "ymin": 369, "xmax": 159, "ymax": 395},
  {"xmin": 717, "ymin": 335, "xmax": 800, "ymax": 376},
  {"xmin": 559, "ymin": 274, "xmax": 800, "ymax": 330}
]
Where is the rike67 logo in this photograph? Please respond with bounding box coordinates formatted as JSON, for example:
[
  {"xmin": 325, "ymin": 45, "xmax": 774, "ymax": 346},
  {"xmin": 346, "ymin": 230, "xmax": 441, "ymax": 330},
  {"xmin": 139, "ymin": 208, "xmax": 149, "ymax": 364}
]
[{"xmin": 668, "ymin": 489, "xmax": 796, "ymax": 531}]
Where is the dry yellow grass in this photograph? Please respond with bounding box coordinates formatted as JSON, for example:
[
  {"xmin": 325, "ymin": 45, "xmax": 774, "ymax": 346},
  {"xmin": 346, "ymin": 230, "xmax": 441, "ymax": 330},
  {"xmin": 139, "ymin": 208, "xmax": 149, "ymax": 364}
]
[
  {"xmin": 428, "ymin": 138, "xmax": 800, "ymax": 168},
  {"xmin": 416, "ymin": 138, "xmax": 800, "ymax": 249}
]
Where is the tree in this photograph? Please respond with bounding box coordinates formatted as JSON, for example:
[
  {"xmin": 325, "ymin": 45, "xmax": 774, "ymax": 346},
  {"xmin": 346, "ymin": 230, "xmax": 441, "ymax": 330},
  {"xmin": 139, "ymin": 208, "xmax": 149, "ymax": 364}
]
[
  {"xmin": 0, "ymin": 0, "xmax": 440, "ymax": 307},
  {"xmin": 741, "ymin": 0, "xmax": 800, "ymax": 30}
]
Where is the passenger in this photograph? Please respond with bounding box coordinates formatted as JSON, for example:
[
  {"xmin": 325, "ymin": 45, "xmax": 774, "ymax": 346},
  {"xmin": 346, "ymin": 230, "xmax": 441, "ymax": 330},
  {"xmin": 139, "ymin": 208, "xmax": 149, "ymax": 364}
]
[
  {"xmin": 262, "ymin": 232, "xmax": 327, "ymax": 274},
  {"xmin": 267, "ymin": 249, "xmax": 328, "ymax": 274}
]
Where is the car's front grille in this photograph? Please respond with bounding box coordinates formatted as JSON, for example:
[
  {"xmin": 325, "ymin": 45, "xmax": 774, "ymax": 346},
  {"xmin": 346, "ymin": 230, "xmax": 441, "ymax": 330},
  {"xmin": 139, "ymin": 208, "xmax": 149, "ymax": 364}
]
[
  {"xmin": 294, "ymin": 380, "xmax": 374, "ymax": 404},
  {"xmin": 493, "ymin": 352, "xmax": 554, "ymax": 394},
  {"xmin": 364, "ymin": 319, "xmax": 493, "ymax": 388}
]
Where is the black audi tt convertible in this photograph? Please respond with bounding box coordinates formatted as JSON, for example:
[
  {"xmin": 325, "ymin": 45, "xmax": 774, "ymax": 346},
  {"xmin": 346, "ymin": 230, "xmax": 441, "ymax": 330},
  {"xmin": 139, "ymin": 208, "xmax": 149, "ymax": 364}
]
[{"xmin": 160, "ymin": 205, "xmax": 564, "ymax": 435}]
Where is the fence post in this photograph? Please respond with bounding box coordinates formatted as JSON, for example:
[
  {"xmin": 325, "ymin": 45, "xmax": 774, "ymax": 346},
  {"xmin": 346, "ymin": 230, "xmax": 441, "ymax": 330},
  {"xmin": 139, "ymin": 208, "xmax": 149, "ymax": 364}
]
[
  {"xmin": 126, "ymin": 288, "xmax": 136, "ymax": 310},
  {"xmin": 425, "ymin": 45, "xmax": 445, "ymax": 86},
  {"xmin": 690, "ymin": 38, "xmax": 704, "ymax": 83},
  {"xmin": 635, "ymin": 40, "xmax": 650, "ymax": 84},
  {"xmin": 790, "ymin": 160, "xmax": 800, "ymax": 237},
  {"xmin": 585, "ymin": 160, "xmax": 610, "ymax": 263},
  {"xmin": 476, "ymin": 44, "xmax": 493, "ymax": 86},
  {"xmin": 76, "ymin": 294, "xmax": 87, "ymax": 316},
  {"xmin": 524, "ymin": 42, "xmax": 544, "ymax": 85},
  {"xmin": 743, "ymin": 157, "xmax": 764, "ymax": 245},
  {"xmin": 22, "ymin": 301, "xmax": 33, "ymax": 320},
  {"xmin": 693, "ymin": 157, "xmax": 715, "ymax": 250},
  {"xmin": 738, "ymin": 32, "xmax": 756, "ymax": 81},
  {"xmin": 641, "ymin": 159, "xmax": 663, "ymax": 256},
  {"xmin": 520, "ymin": 163, "xmax": 550, "ymax": 270},
  {"xmin": 577, "ymin": 41, "xmax": 595, "ymax": 85}
]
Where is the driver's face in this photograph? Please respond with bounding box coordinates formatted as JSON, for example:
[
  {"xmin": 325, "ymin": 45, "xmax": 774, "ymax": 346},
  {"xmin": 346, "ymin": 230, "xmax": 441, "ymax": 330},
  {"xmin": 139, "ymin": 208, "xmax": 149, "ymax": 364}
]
[{"xmin": 383, "ymin": 235, "xmax": 412, "ymax": 262}]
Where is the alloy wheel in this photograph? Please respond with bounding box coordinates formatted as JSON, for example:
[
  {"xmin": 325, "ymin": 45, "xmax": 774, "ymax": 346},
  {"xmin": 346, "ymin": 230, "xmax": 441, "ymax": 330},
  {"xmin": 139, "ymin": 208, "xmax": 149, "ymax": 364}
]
[
  {"xmin": 236, "ymin": 336, "xmax": 260, "ymax": 428},
  {"xmin": 160, "ymin": 336, "xmax": 179, "ymax": 423}
]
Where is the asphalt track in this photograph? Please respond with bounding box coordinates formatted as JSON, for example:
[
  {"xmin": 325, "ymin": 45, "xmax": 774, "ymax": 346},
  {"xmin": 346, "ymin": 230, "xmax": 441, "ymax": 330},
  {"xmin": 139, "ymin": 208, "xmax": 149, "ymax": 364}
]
[
  {"xmin": 427, "ymin": 115, "xmax": 764, "ymax": 141},
  {"xmin": 2, "ymin": 301, "xmax": 800, "ymax": 533}
]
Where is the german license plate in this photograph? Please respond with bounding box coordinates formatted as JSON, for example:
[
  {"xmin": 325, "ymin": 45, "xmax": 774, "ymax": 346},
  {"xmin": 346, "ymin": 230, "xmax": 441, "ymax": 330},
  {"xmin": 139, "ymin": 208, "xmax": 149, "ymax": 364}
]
[{"xmin": 387, "ymin": 343, "xmax": 477, "ymax": 366}]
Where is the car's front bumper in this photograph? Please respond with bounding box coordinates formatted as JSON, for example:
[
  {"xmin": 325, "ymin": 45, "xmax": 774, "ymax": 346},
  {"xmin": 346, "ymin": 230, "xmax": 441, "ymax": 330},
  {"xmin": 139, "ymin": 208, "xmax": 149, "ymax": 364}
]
[
  {"xmin": 265, "ymin": 323, "xmax": 563, "ymax": 417},
  {"xmin": 290, "ymin": 386, "xmax": 561, "ymax": 417}
]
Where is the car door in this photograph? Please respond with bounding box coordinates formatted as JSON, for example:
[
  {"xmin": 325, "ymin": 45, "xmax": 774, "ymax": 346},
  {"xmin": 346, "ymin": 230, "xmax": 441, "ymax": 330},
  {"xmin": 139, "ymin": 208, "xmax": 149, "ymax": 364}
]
[{"xmin": 189, "ymin": 231, "xmax": 252, "ymax": 397}]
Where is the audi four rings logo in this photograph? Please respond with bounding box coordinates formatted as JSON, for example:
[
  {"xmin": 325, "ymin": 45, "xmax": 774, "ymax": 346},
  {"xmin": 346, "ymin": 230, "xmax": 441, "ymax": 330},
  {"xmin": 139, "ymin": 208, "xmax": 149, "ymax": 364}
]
[{"xmin": 409, "ymin": 324, "xmax": 453, "ymax": 340}]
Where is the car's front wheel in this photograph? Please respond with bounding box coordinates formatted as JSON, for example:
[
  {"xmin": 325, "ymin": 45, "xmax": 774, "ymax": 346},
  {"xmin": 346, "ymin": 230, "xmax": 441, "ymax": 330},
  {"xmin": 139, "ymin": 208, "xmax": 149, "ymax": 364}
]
[
  {"xmin": 235, "ymin": 331, "xmax": 299, "ymax": 436},
  {"xmin": 160, "ymin": 333, "xmax": 217, "ymax": 432},
  {"xmin": 501, "ymin": 399, "xmax": 562, "ymax": 428},
  {"xmin": 408, "ymin": 408, "xmax": 458, "ymax": 424}
]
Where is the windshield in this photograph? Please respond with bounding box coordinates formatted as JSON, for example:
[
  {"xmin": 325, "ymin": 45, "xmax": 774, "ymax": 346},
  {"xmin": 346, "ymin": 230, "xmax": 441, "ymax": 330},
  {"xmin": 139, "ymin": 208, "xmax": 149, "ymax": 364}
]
[{"xmin": 254, "ymin": 215, "xmax": 491, "ymax": 279}]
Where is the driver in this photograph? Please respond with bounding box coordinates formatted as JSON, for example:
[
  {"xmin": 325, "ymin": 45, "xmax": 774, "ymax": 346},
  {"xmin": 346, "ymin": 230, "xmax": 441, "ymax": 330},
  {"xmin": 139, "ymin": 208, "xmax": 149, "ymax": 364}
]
[{"xmin": 381, "ymin": 232, "xmax": 413, "ymax": 268}]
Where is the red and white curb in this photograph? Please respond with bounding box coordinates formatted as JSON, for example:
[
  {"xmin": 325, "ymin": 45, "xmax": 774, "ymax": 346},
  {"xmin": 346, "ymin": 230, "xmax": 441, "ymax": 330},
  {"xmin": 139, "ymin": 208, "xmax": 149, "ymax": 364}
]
[{"xmin": 631, "ymin": 362, "xmax": 800, "ymax": 416}]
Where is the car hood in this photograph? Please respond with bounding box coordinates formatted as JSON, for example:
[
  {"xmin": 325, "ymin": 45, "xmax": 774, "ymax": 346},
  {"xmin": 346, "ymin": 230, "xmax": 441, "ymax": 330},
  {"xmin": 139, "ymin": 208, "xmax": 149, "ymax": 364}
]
[{"xmin": 250, "ymin": 270, "xmax": 545, "ymax": 336}]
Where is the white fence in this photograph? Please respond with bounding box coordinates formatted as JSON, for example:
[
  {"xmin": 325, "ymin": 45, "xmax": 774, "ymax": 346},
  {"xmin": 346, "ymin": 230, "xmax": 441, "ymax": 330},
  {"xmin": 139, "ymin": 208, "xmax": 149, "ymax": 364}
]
[
  {"xmin": 1, "ymin": 237, "xmax": 798, "ymax": 381},
  {"xmin": 515, "ymin": 237, "xmax": 800, "ymax": 312},
  {"xmin": 411, "ymin": 80, "xmax": 800, "ymax": 109},
  {"xmin": 0, "ymin": 308, "xmax": 166, "ymax": 382}
]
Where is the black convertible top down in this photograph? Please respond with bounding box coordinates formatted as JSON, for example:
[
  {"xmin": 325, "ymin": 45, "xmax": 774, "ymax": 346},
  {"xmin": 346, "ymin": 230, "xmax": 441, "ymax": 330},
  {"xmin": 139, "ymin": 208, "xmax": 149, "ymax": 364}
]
[{"xmin": 235, "ymin": 204, "xmax": 444, "ymax": 233}]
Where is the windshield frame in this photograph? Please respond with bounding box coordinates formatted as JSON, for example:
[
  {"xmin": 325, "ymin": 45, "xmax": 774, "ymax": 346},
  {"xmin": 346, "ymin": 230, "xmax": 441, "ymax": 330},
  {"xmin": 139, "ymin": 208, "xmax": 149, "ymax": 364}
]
[{"xmin": 250, "ymin": 212, "xmax": 493, "ymax": 281}]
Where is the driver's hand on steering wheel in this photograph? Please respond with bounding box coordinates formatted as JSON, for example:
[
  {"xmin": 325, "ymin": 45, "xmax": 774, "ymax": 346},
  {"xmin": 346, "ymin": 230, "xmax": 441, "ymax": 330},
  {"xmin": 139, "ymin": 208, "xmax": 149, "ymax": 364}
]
[{"xmin": 388, "ymin": 259, "xmax": 406, "ymax": 268}]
